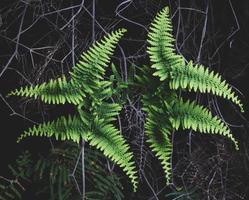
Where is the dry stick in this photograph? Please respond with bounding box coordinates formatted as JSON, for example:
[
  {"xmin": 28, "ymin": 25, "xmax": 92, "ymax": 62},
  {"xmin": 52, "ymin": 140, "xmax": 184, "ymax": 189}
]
[
  {"xmin": 141, "ymin": 171, "xmax": 159, "ymax": 200},
  {"xmin": 70, "ymin": 3, "xmax": 86, "ymax": 198},
  {"xmin": 0, "ymin": 4, "xmax": 27, "ymax": 78},
  {"xmin": 115, "ymin": 0, "xmax": 148, "ymax": 82},
  {"xmin": 81, "ymin": 1, "xmax": 95, "ymax": 199},
  {"xmin": 59, "ymin": 0, "xmax": 85, "ymax": 31},
  {"xmin": 211, "ymin": 0, "xmax": 240, "ymax": 60},
  {"xmin": 0, "ymin": 176, "xmax": 25, "ymax": 191},
  {"xmin": 196, "ymin": 1, "xmax": 209, "ymax": 62},
  {"xmin": 189, "ymin": 1, "xmax": 209, "ymax": 155},
  {"xmin": 69, "ymin": 148, "xmax": 82, "ymax": 195},
  {"xmin": 92, "ymin": 0, "xmax": 95, "ymax": 44},
  {"xmin": 0, "ymin": 94, "xmax": 38, "ymax": 124},
  {"xmin": 0, "ymin": 34, "xmax": 61, "ymax": 63},
  {"xmin": 115, "ymin": 0, "xmax": 148, "ymax": 32}
]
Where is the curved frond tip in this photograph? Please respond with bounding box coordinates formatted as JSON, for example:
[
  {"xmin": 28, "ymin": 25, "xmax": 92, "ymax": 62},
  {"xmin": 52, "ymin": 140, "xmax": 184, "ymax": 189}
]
[
  {"xmin": 8, "ymin": 76, "xmax": 84, "ymax": 105},
  {"xmin": 169, "ymin": 98, "xmax": 239, "ymax": 150},
  {"xmin": 17, "ymin": 115, "xmax": 88, "ymax": 143},
  {"xmin": 144, "ymin": 105, "xmax": 173, "ymax": 184},
  {"xmin": 147, "ymin": 7, "xmax": 185, "ymax": 81},
  {"xmin": 169, "ymin": 61, "xmax": 244, "ymax": 112},
  {"xmin": 88, "ymin": 119, "xmax": 138, "ymax": 191},
  {"xmin": 70, "ymin": 28, "xmax": 127, "ymax": 94}
]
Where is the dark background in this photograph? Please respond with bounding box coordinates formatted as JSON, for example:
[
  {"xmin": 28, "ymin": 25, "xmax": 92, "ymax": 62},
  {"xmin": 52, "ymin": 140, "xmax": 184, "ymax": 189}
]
[{"xmin": 1, "ymin": 0, "xmax": 249, "ymax": 199}]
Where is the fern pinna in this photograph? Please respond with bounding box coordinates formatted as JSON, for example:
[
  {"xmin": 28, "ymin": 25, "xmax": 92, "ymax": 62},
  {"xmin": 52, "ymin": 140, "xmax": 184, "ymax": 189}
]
[
  {"xmin": 140, "ymin": 7, "xmax": 243, "ymax": 185},
  {"xmin": 8, "ymin": 29, "xmax": 138, "ymax": 191}
]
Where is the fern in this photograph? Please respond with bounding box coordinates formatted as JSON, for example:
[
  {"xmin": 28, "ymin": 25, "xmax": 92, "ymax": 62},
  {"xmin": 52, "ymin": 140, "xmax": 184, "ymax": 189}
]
[
  {"xmin": 8, "ymin": 29, "xmax": 138, "ymax": 191},
  {"xmin": 7, "ymin": 5, "xmax": 244, "ymax": 194},
  {"xmin": 8, "ymin": 29, "xmax": 127, "ymax": 104},
  {"xmin": 169, "ymin": 61, "xmax": 244, "ymax": 112},
  {"xmin": 0, "ymin": 143, "xmax": 125, "ymax": 200},
  {"xmin": 88, "ymin": 118, "xmax": 137, "ymax": 188},
  {"xmin": 169, "ymin": 98, "xmax": 238, "ymax": 150},
  {"xmin": 7, "ymin": 76, "xmax": 84, "ymax": 105},
  {"xmin": 141, "ymin": 6, "xmax": 244, "ymax": 186},
  {"xmin": 0, "ymin": 151, "xmax": 32, "ymax": 200},
  {"xmin": 147, "ymin": 7, "xmax": 243, "ymax": 112},
  {"xmin": 70, "ymin": 29, "xmax": 127, "ymax": 94},
  {"xmin": 144, "ymin": 105, "xmax": 173, "ymax": 184},
  {"xmin": 16, "ymin": 115, "xmax": 88, "ymax": 143},
  {"xmin": 147, "ymin": 7, "xmax": 185, "ymax": 81}
]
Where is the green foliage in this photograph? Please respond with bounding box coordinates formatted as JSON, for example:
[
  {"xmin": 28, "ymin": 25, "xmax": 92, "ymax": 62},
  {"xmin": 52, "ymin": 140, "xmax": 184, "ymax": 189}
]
[
  {"xmin": 0, "ymin": 151, "xmax": 32, "ymax": 200},
  {"xmin": 144, "ymin": 104, "xmax": 172, "ymax": 184},
  {"xmin": 147, "ymin": 7, "xmax": 185, "ymax": 81},
  {"xmin": 17, "ymin": 115, "xmax": 88, "ymax": 143},
  {"xmin": 0, "ymin": 144, "xmax": 125, "ymax": 200},
  {"xmin": 7, "ymin": 76, "xmax": 83, "ymax": 105},
  {"xmin": 139, "ymin": 6, "xmax": 243, "ymax": 186},
  {"xmin": 8, "ymin": 29, "xmax": 138, "ymax": 191},
  {"xmin": 169, "ymin": 61, "xmax": 244, "ymax": 112},
  {"xmin": 169, "ymin": 98, "xmax": 238, "ymax": 150},
  {"xmin": 7, "ymin": 5, "xmax": 244, "ymax": 195}
]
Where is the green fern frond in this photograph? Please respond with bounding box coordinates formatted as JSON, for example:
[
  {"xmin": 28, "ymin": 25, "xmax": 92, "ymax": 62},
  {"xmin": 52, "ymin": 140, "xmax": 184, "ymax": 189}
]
[
  {"xmin": 93, "ymin": 102, "xmax": 122, "ymax": 123},
  {"xmin": 141, "ymin": 6, "xmax": 243, "ymax": 187},
  {"xmin": 93, "ymin": 80, "xmax": 114, "ymax": 102},
  {"xmin": 8, "ymin": 75, "xmax": 84, "ymax": 105},
  {"xmin": 169, "ymin": 61, "xmax": 244, "ymax": 112},
  {"xmin": 17, "ymin": 105, "xmax": 138, "ymax": 190},
  {"xmin": 8, "ymin": 29, "xmax": 127, "ymax": 105},
  {"xmin": 70, "ymin": 29, "xmax": 127, "ymax": 94},
  {"xmin": 169, "ymin": 98, "xmax": 239, "ymax": 150},
  {"xmin": 17, "ymin": 115, "xmax": 89, "ymax": 143},
  {"xmin": 144, "ymin": 105, "xmax": 173, "ymax": 184},
  {"xmin": 88, "ymin": 118, "xmax": 138, "ymax": 191},
  {"xmin": 8, "ymin": 26, "xmax": 138, "ymax": 193},
  {"xmin": 147, "ymin": 7, "xmax": 185, "ymax": 81}
]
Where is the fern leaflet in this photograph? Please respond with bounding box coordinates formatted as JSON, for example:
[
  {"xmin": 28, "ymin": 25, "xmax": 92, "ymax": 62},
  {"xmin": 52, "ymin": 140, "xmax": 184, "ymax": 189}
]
[
  {"xmin": 144, "ymin": 105, "xmax": 173, "ymax": 184},
  {"xmin": 147, "ymin": 7, "xmax": 185, "ymax": 81},
  {"xmin": 169, "ymin": 98, "xmax": 238, "ymax": 150},
  {"xmin": 169, "ymin": 61, "xmax": 244, "ymax": 112}
]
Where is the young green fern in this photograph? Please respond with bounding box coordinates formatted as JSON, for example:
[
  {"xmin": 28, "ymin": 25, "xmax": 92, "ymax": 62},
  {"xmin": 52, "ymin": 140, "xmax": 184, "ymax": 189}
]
[
  {"xmin": 8, "ymin": 29, "xmax": 138, "ymax": 191},
  {"xmin": 142, "ymin": 6, "xmax": 243, "ymax": 186}
]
